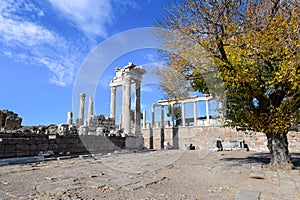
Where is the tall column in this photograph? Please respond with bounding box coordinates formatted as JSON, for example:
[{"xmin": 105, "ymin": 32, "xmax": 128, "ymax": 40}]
[
  {"xmin": 110, "ymin": 86, "xmax": 116, "ymax": 119},
  {"xmin": 161, "ymin": 106, "xmax": 165, "ymax": 128},
  {"xmin": 171, "ymin": 104, "xmax": 175, "ymax": 127},
  {"xmin": 135, "ymin": 81, "xmax": 141, "ymax": 135},
  {"xmin": 193, "ymin": 101, "xmax": 197, "ymax": 126},
  {"xmin": 219, "ymin": 100, "xmax": 224, "ymax": 122},
  {"xmin": 143, "ymin": 110, "xmax": 146, "ymax": 128},
  {"xmin": 88, "ymin": 97, "xmax": 94, "ymax": 118},
  {"xmin": 67, "ymin": 112, "xmax": 73, "ymax": 125},
  {"xmin": 79, "ymin": 93, "xmax": 86, "ymax": 126},
  {"xmin": 206, "ymin": 99, "xmax": 210, "ymax": 125},
  {"xmin": 122, "ymin": 77, "xmax": 131, "ymax": 134},
  {"xmin": 151, "ymin": 104, "xmax": 155, "ymax": 128},
  {"xmin": 181, "ymin": 102, "xmax": 185, "ymax": 126}
]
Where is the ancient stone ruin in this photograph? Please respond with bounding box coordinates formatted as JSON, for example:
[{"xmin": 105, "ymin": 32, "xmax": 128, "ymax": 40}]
[
  {"xmin": 110, "ymin": 62, "xmax": 146, "ymax": 136},
  {"xmin": 74, "ymin": 62, "xmax": 146, "ymax": 138},
  {"xmin": 0, "ymin": 110, "xmax": 22, "ymax": 131}
]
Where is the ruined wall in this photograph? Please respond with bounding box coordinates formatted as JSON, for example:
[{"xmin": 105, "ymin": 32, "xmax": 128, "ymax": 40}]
[
  {"xmin": 0, "ymin": 133, "xmax": 125, "ymax": 158},
  {"xmin": 141, "ymin": 127, "xmax": 300, "ymax": 153}
]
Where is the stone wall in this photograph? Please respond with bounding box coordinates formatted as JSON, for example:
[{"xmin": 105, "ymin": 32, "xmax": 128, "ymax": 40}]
[
  {"xmin": 141, "ymin": 127, "xmax": 300, "ymax": 153},
  {"xmin": 0, "ymin": 133, "xmax": 126, "ymax": 158}
]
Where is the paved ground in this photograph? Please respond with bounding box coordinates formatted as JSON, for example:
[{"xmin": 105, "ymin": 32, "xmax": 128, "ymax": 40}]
[{"xmin": 0, "ymin": 150, "xmax": 299, "ymax": 199}]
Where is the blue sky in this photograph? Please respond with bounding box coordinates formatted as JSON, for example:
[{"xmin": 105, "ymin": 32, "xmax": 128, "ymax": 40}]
[
  {"xmin": 0, "ymin": 0, "xmax": 217, "ymax": 126},
  {"xmin": 0, "ymin": 0, "xmax": 172, "ymax": 125}
]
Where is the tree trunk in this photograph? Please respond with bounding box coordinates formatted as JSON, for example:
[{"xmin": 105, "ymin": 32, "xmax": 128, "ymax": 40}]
[{"xmin": 266, "ymin": 132, "xmax": 293, "ymax": 170}]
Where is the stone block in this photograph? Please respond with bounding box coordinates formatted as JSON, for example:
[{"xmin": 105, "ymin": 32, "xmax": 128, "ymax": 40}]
[
  {"xmin": 125, "ymin": 137, "xmax": 144, "ymax": 149},
  {"xmin": 6, "ymin": 139, "xmax": 17, "ymax": 145},
  {"xmin": 76, "ymin": 143, "xmax": 85, "ymax": 149},
  {"xmin": 69, "ymin": 139, "xmax": 80, "ymax": 144},
  {"xmin": 35, "ymin": 138, "xmax": 46, "ymax": 145},
  {"xmin": 16, "ymin": 150, "xmax": 30, "ymax": 157},
  {"xmin": 58, "ymin": 143, "xmax": 67, "ymax": 149},
  {"xmin": 16, "ymin": 144, "xmax": 29, "ymax": 151},
  {"xmin": 29, "ymin": 144, "xmax": 37, "ymax": 151},
  {"xmin": 17, "ymin": 139, "xmax": 29, "ymax": 145},
  {"xmin": 48, "ymin": 138, "xmax": 56, "ymax": 144},
  {"xmin": 0, "ymin": 144, "xmax": 5, "ymax": 151},
  {"xmin": 3, "ymin": 152, "xmax": 16, "ymax": 158},
  {"xmin": 235, "ymin": 189, "xmax": 260, "ymax": 200},
  {"xmin": 37, "ymin": 144, "xmax": 49, "ymax": 151},
  {"xmin": 259, "ymin": 192, "xmax": 281, "ymax": 200},
  {"xmin": 5, "ymin": 144, "xmax": 16, "ymax": 152},
  {"xmin": 0, "ymin": 138, "xmax": 6, "ymax": 145},
  {"xmin": 0, "ymin": 192, "xmax": 8, "ymax": 200},
  {"xmin": 279, "ymin": 181, "xmax": 296, "ymax": 189}
]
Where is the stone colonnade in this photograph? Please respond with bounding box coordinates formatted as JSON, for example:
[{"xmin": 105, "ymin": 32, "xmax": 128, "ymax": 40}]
[
  {"xmin": 148, "ymin": 95, "xmax": 213, "ymax": 128},
  {"xmin": 109, "ymin": 63, "xmax": 146, "ymax": 135},
  {"xmin": 73, "ymin": 93, "xmax": 95, "ymax": 126}
]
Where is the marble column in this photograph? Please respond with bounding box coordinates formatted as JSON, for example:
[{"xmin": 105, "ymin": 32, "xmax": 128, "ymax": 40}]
[
  {"xmin": 193, "ymin": 101, "xmax": 197, "ymax": 126},
  {"xmin": 67, "ymin": 112, "xmax": 73, "ymax": 125},
  {"xmin": 135, "ymin": 81, "xmax": 141, "ymax": 135},
  {"xmin": 181, "ymin": 102, "xmax": 185, "ymax": 126},
  {"xmin": 151, "ymin": 104, "xmax": 155, "ymax": 128},
  {"xmin": 161, "ymin": 106, "xmax": 164, "ymax": 128},
  {"xmin": 88, "ymin": 97, "xmax": 94, "ymax": 119},
  {"xmin": 219, "ymin": 100, "xmax": 224, "ymax": 122},
  {"xmin": 143, "ymin": 110, "xmax": 146, "ymax": 128},
  {"xmin": 110, "ymin": 86, "xmax": 116, "ymax": 119},
  {"xmin": 206, "ymin": 99, "xmax": 210, "ymax": 125},
  {"xmin": 171, "ymin": 104, "xmax": 175, "ymax": 127},
  {"xmin": 79, "ymin": 93, "xmax": 86, "ymax": 126},
  {"xmin": 122, "ymin": 77, "xmax": 131, "ymax": 134}
]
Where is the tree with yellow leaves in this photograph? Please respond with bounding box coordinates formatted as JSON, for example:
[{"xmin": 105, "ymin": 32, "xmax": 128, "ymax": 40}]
[{"xmin": 157, "ymin": 0, "xmax": 300, "ymax": 169}]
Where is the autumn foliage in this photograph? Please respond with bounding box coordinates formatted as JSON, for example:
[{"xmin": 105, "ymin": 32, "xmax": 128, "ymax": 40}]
[{"xmin": 157, "ymin": 0, "xmax": 300, "ymax": 169}]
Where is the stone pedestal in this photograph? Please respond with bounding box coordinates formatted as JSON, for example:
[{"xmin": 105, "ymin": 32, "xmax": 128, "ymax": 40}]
[{"xmin": 125, "ymin": 136, "xmax": 144, "ymax": 149}]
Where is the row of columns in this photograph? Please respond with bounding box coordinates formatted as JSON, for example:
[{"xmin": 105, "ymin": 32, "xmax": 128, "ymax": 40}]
[
  {"xmin": 77, "ymin": 93, "xmax": 94, "ymax": 126},
  {"xmin": 110, "ymin": 79, "xmax": 142, "ymax": 135},
  {"xmin": 109, "ymin": 63, "xmax": 146, "ymax": 135},
  {"xmin": 149, "ymin": 98, "xmax": 211, "ymax": 128}
]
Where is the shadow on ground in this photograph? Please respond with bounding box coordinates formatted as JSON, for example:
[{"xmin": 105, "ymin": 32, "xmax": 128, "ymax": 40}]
[{"xmin": 219, "ymin": 153, "xmax": 300, "ymax": 167}]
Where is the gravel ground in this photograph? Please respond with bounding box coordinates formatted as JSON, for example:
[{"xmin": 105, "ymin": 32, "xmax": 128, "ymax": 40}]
[{"xmin": 0, "ymin": 150, "xmax": 300, "ymax": 199}]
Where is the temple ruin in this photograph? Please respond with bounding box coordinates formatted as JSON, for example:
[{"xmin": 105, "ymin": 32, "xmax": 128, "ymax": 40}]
[
  {"xmin": 73, "ymin": 62, "xmax": 146, "ymax": 138},
  {"xmin": 109, "ymin": 62, "xmax": 146, "ymax": 135}
]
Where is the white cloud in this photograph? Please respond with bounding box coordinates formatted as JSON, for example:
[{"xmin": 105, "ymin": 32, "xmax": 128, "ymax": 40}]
[
  {"xmin": 49, "ymin": 0, "xmax": 113, "ymax": 39},
  {"xmin": 0, "ymin": 0, "xmax": 146, "ymax": 86},
  {"xmin": 141, "ymin": 86, "xmax": 153, "ymax": 92},
  {"xmin": 48, "ymin": 0, "xmax": 144, "ymax": 39},
  {"xmin": 0, "ymin": 0, "xmax": 80, "ymax": 86},
  {"xmin": 0, "ymin": 16, "xmax": 55, "ymax": 46}
]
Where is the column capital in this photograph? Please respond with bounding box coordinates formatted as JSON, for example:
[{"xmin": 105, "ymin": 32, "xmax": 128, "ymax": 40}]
[
  {"xmin": 135, "ymin": 79, "xmax": 141, "ymax": 85},
  {"xmin": 124, "ymin": 76, "xmax": 131, "ymax": 83},
  {"xmin": 80, "ymin": 93, "xmax": 86, "ymax": 99},
  {"xmin": 110, "ymin": 86, "xmax": 116, "ymax": 92}
]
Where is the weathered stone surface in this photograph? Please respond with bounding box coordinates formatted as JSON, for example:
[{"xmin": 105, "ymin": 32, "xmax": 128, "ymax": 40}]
[
  {"xmin": 46, "ymin": 124, "xmax": 58, "ymax": 134},
  {"xmin": 235, "ymin": 189, "xmax": 260, "ymax": 200},
  {"xmin": 0, "ymin": 110, "xmax": 22, "ymax": 131}
]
